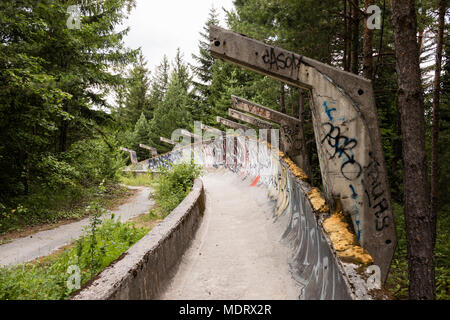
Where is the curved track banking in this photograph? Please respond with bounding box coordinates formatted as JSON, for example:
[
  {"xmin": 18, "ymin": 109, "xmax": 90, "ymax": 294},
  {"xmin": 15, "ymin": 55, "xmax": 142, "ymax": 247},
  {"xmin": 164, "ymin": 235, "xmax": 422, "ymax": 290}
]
[{"xmin": 159, "ymin": 170, "xmax": 302, "ymax": 300}]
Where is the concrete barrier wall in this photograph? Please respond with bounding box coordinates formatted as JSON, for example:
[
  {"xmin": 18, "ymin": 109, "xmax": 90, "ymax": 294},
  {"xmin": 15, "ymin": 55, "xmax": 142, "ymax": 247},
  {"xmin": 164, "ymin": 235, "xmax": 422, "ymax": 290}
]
[
  {"xmin": 74, "ymin": 136, "xmax": 388, "ymax": 300},
  {"xmin": 71, "ymin": 178, "xmax": 205, "ymax": 300}
]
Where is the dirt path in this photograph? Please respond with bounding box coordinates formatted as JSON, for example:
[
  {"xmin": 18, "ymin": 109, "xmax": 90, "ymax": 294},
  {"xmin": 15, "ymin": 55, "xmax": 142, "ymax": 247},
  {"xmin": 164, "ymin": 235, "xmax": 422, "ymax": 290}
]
[
  {"xmin": 159, "ymin": 171, "xmax": 301, "ymax": 300},
  {"xmin": 0, "ymin": 186, "xmax": 154, "ymax": 267}
]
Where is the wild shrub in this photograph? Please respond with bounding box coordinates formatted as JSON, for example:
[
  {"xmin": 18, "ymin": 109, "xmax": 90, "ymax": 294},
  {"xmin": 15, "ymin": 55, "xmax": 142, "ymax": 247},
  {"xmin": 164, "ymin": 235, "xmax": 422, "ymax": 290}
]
[{"xmin": 152, "ymin": 161, "xmax": 202, "ymax": 218}]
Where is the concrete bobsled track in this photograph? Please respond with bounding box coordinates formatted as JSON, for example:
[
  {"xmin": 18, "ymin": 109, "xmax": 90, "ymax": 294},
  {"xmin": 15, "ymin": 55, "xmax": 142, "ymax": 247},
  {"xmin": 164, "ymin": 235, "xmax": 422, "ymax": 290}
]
[{"xmin": 72, "ymin": 137, "xmax": 389, "ymax": 300}]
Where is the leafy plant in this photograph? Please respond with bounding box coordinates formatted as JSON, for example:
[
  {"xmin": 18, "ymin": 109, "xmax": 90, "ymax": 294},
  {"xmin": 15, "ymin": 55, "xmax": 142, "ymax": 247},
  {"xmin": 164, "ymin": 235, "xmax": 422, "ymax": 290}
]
[
  {"xmin": 152, "ymin": 161, "xmax": 202, "ymax": 218},
  {"xmin": 0, "ymin": 215, "xmax": 149, "ymax": 300}
]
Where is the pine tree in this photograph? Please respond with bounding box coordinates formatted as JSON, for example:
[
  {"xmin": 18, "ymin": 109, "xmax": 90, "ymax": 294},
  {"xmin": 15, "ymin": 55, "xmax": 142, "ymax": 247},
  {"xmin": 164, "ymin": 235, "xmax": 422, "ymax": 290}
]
[
  {"xmin": 390, "ymin": 0, "xmax": 435, "ymax": 299},
  {"xmin": 148, "ymin": 74, "xmax": 193, "ymax": 153},
  {"xmin": 173, "ymin": 48, "xmax": 192, "ymax": 92},
  {"xmin": 191, "ymin": 7, "xmax": 220, "ymax": 100},
  {"xmin": 149, "ymin": 55, "xmax": 170, "ymax": 110},
  {"xmin": 121, "ymin": 52, "xmax": 152, "ymax": 126},
  {"xmin": 131, "ymin": 113, "xmax": 150, "ymax": 160}
]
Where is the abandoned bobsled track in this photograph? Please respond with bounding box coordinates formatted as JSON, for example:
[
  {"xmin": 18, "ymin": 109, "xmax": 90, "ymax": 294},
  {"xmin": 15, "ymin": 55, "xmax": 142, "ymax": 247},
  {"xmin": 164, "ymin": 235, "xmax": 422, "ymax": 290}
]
[{"xmin": 72, "ymin": 138, "xmax": 388, "ymax": 300}]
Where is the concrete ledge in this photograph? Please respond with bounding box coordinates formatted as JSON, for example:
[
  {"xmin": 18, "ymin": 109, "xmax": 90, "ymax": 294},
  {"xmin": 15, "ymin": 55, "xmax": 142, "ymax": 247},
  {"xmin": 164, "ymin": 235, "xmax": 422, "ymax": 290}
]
[{"xmin": 71, "ymin": 178, "xmax": 205, "ymax": 300}]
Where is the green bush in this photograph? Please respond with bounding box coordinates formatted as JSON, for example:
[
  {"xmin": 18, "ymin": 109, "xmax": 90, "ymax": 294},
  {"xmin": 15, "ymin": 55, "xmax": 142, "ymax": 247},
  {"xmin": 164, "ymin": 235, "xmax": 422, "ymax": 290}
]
[
  {"xmin": 152, "ymin": 161, "xmax": 202, "ymax": 218},
  {"xmin": 65, "ymin": 138, "xmax": 125, "ymax": 186},
  {"xmin": 0, "ymin": 181, "xmax": 129, "ymax": 235}
]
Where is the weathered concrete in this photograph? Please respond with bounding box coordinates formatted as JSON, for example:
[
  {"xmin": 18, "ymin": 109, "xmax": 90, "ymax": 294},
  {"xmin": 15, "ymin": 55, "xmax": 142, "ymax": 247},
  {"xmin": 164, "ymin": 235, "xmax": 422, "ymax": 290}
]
[
  {"xmin": 180, "ymin": 129, "xmax": 202, "ymax": 141},
  {"xmin": 160, "ymin": 136, "xmax": 176, "ymax": 146},
  {"xmin": 139, "ymin": 144, "xmax": 158, "ymax": 157},
  {"xmin": 159, "ymin": 171, "xmax": 301, "ymax": 300},
  {"xmin": 120, "ymin": 147, "xmax": 138, "ymax": 164},
  {"xmin": 71, "ymin": 179, "xmax": 205, "ymax": 300},
  {"xmin": 228, "ymin": 108, "xmax": 274, "ymax": 130},
  {"xmin": 0, "ymin": 187, "xmax": 154, "ymax": 267},
  {"xmin": 210, "ymin": 25, "xmax": 396, "ymax": 281},
  {"xmin": 216, "ymin": 116, "xmax": 250, "ymax": 132},
  {"xmin": 201, "ymin": 124, "xmax": 223, "ymax": 136},
  {"xmin": 231, "ymin": 96, "xmax": 310, "ymax": 176},
  {"xmin": 69, "ymin": 136, "xmax": 389, "ymax": 300}
]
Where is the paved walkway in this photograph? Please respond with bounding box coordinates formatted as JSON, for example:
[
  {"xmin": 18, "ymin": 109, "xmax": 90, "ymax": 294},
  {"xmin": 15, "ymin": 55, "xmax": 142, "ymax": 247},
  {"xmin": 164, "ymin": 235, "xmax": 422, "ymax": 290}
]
[
  {"xmin": 159, "ymin": 171, "xmax": 301, "ymax": 300},
  {"xmin": 0, "ymin": 186, "xmax": 154, "ymax": 267}
]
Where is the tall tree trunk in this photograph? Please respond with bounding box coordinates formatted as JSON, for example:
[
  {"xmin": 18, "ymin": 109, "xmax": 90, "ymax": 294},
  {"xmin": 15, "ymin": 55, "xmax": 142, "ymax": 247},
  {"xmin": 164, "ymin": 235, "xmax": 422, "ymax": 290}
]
[
  {"xmin": 431, "ymin": 0, "xmax": 446, "ymax": 248},
  {"xmin": 363, "ymin": 0, "xmax": 374, "ymax": 79},
  {"xmin": 374, "ymin": 0, "xmax": 386, "ymax": 79},
  {"xmin": 280, "ymin": 82, "xmax": 286, "ymax": 113},
  {"xmin": 416, "ymin": 2, "xmax": 427, "ymax": 57},
  {"xmin": 390, "ymin": 0, "xmax": 435, "ymax": 300},
  {"xmin": 351, "ymin": 0, "xmax": 360, "ymax": 74}
]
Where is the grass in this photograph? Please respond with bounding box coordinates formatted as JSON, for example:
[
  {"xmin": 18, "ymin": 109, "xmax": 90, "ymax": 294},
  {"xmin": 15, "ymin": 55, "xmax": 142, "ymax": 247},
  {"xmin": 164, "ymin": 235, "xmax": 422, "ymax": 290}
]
[
  {"xmin": 0, "ymin": 215, "xmax": 150, "ymax": 300},
  {"xmin": 0, "ymin": 182, "xmax": 133, "ymax": 237},
  {"xmin": 385, "ymin": 202, "xmax": 450, "ymax": 300},
  {"xmin": 0, "ymin": 162, "xmax": 202, "ymax": 300}
]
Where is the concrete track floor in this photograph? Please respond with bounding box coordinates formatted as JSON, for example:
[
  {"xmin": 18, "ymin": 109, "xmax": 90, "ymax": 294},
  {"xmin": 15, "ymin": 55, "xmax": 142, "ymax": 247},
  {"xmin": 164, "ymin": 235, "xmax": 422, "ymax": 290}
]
[{"xmin": 159, "ymin": 170, "xmax": 301, "ymax": 300}]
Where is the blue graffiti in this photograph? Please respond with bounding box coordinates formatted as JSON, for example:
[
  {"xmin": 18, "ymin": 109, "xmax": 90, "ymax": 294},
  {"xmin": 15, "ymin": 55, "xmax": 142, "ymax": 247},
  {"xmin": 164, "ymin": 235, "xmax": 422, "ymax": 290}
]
[
  {"xmin": 349, "ymin": 184, "xmax": 362, "ymax": 241},
  {"xmin": 349, "ymin": 184, "xmax": 358, "ymax": 200},
  {"xmin": 323, "ymin": 101, "xmax": 337, "ymax": 121}
]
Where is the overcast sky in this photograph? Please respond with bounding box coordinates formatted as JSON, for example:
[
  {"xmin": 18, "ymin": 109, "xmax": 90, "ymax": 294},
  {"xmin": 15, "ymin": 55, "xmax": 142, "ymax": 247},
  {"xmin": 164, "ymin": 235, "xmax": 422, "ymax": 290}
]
[{"xmin": 119, "ymin": 0, "xmax": 235, "ymax": 73}]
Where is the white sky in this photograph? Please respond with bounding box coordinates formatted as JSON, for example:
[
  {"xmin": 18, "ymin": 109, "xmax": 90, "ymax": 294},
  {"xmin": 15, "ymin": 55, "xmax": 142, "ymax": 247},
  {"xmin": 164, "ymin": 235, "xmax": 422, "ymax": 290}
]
[{"xmin": 119, "ymin": 0, "xmax": 235, "ymax": 73}]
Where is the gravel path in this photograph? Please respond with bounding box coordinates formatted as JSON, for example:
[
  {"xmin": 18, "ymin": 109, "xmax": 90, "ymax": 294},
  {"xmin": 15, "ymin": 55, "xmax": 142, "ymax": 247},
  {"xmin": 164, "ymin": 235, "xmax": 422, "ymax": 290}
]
[{"xmin": 0, "ymin": 186, "xmax": 154, "ymax": 267}]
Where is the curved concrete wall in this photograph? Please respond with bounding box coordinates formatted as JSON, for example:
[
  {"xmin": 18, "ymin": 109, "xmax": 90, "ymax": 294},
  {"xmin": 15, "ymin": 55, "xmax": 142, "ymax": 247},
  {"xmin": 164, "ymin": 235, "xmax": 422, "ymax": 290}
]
[
  {"xmin": 71, "ymin": 178, "xmax": 205, "ymax": 300},
  {"xmin": 74, "ymin": 136, "xmax": 389, "ymax": 300},
  {"xmin": 191, "ymin": 138, "xmax": 383, "ymax": 299},
  {"xmin": 144, "ymin": 137, "xmax": 388, "ymax": 299}
]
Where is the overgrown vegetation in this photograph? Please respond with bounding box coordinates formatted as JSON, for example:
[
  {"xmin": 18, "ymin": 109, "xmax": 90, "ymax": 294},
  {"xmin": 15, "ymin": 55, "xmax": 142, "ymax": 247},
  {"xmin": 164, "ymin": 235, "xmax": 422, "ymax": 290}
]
[
  {"xmin": 0, "ymin": 208, "xmax": 149, "ymax": 300},
  {"xmin": 119, "ymin": 173, "xmax": 156, "ymax": 188},
  {"xmin": 0, "ymin": 181, "xmax": 130, "ymax": 237},
  {"xmin": 150, "ymin": 162, "xmax": 202, "ymax": 218},
  {"xmin": 0, "ymin": 0, "xmax": 448, "ymax": 300}
]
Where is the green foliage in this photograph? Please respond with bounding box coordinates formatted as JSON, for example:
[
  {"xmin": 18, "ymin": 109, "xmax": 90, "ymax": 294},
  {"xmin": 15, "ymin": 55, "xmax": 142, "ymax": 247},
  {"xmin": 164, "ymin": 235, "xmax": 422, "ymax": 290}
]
[
  {"xmin": 0, "ymin": 215, "xmax": 148, "ymax": 300},
  {"xmin": 0, "ymin": 182, "xmax": 128, "ymax": 235},
  {"xmin": 131, "ymin": 113, "xmax": 151, "ymax": 160},
  {"xmin": 0, "ymin": 0, "xmax": 136, "ymax": 206},
  {"xmin": 386, "ymin": 202, "xmax": 450, "ymax": 300},
  {"xmin": 116, "ymin": 52, "xmax": 153, "ymax": 126},
  {"xmin": 119, "ymin": 172, "xmax": 156, "ymax": 187},
  {"xmin": 148, "ymin": 75, "xmax": 193, "ymax": 153},
  {"xmin": 152, "ymin": 162, "xmax": 202, "ymax": 218}
]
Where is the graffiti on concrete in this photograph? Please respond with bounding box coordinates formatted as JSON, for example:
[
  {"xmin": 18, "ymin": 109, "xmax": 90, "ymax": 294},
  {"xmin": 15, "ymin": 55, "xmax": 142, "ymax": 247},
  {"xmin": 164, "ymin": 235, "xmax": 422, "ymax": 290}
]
[{"xmin": 210, "ymin": 26, "xmax": 396, "ymax": 281}]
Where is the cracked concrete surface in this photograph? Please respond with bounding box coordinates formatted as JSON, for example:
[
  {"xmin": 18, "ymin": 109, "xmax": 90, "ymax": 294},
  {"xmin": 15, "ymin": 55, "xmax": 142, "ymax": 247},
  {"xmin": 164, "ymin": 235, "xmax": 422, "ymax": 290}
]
[{"xmin": 159, "ymin": 171, "xmax": 301, "ymax": 300}]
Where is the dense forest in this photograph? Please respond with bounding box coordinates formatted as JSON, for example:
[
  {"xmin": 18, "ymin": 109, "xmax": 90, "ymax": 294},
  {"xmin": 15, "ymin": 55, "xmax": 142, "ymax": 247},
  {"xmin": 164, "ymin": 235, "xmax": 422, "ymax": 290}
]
[{"xmin": 0, "ymin": 0, "xmax": 448, "ymax": 299}]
